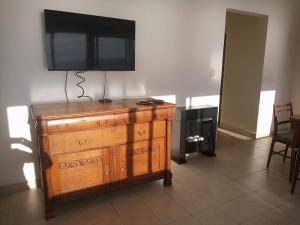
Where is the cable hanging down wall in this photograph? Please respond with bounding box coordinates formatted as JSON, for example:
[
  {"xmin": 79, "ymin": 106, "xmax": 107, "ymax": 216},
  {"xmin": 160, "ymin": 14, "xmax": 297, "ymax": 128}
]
[
  {"xmin": 75, "ymin": 71, "xmax": 93, "ymax": 102},
  {"xmin": 65, "ymin": 70, "xmax": 69, "ymax": 103},
  {"xmin": 99, "ymin": 71, "xmax": 112, "ymax": 103},
  {"xmin": 102, "ymin": 71, "xmax": 107, "ymax": 100}
]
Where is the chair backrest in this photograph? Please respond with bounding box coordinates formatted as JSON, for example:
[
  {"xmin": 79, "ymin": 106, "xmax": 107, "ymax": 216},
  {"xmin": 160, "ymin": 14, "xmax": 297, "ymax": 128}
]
[{"xmin": 273, "ymin": 103, "xmax": 293, "ymax": 134}]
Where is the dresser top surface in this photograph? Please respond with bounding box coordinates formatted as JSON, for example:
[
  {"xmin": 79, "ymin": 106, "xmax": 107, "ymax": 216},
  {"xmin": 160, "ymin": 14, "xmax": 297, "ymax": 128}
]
[{"xmin": 31, "ymin": 98, "xmax": 176, "ymax": 120}]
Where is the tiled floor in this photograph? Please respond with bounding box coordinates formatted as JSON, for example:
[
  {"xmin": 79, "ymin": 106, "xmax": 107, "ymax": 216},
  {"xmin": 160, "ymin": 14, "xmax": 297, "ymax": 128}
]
[{"xmin": 1, "ymin": 133, "xmax": 300, "ymax": 225}]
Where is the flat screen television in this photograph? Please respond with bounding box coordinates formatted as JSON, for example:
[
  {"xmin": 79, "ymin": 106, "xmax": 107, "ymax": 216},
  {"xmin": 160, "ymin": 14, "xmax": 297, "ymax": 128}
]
[{"xmin": 44, "ymin": 9, "xmax": 135, "ymax": 71}]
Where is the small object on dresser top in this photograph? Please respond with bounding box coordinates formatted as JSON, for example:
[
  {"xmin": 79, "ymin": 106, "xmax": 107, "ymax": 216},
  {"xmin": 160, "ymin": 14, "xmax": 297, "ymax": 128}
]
[
  {"xmin": 99, "ymin": 98, "xmax": 112, "ymax": 103},
  {"xmin": 136, "ymin": 99, "xmax": 164, "ymax": 105}
]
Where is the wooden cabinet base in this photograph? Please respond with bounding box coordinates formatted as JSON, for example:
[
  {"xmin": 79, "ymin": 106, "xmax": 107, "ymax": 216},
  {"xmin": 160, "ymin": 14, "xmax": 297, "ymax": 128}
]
[
  {"xmin": 44, "ymin": 170, "xmax": 172, "ymax": 219},
  {"xmin": 32, "ymin": 98, "xmax": 175, "ymax": 219},
  {"xmin": 45, "ymin": 207, "xmax": 55, "ymax": 220},
  {"xmin": 163, "ymin": 171, "xmax": 173, "ymax": 186}
]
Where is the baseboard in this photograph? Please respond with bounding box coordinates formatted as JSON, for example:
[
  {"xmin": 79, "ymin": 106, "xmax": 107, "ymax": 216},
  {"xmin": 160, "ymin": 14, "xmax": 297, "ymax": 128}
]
[
  {"xmin": 218, "ymin": 128, "xmax": 254, "ymax": 141},
  {"xmin": 0, "ymin": 179, "xmax": 41, "ymax": 195},
  {"xmin": 219, "ymin": 122, "xmax": 256, "ymax": 139}
]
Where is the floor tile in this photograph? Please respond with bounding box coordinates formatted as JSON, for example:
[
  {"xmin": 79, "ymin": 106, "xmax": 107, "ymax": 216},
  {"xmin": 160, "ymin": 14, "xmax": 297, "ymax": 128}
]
[
  {"xmin": 166, "ymin": 215, "xmax": 202, "ymax": 225},
  {"xmin": 193, "ymin": 206, "xmax": 239, "ymax": 225},
  {"xmin": 217, "ymin": 193, "xmax": 272, "ymax": 223},
  {"xmin": 147, "ymin": 198, "xmax": 189, "ymax": 224}
]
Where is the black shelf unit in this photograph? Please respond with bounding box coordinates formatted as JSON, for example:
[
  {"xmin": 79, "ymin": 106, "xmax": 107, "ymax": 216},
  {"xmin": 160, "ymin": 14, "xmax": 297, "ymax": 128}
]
[{"xmin": 171, "ymin": 105, "xmax": 218, "ymax": 164}]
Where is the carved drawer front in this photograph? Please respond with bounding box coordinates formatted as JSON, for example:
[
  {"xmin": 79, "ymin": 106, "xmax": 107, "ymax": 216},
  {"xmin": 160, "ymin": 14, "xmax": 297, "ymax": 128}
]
[
  {"xmin": 115, "ymin": 111, "xmax": 153, "ymax": 125},
  {"xmin": 48, "ymin": 127, "xmax": 127, "ymax": 155},
  {"xmin": 128, "ymin": 121, "xmax": 166, "ymax": 142},
  {"xmin": 115, "ymin": 109, "xmax": 170, "ymax": 125},
  {"xmin": 115, "ymin": 138, "xmax": 166, "ymax": 180},
  {"xmin": 49, "ymin": 148, "xmax": 110, "ymax": 196},
  {"xmin": 47, "ymin": 115, "xmax": 116, "ymax": 133},
  {"xmin": 48, "ymin": 121, "xmax": 166, "ymax": 155},
  {"xmin": 155, "ymin": 109, "xmax": 169, "ymax": 121}
]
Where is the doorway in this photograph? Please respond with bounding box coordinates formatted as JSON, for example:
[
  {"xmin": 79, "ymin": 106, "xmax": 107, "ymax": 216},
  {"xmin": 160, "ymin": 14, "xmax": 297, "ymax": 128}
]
[{"xmin": 219, "ymin": 9, "xmax": 269, "ymax": 139}]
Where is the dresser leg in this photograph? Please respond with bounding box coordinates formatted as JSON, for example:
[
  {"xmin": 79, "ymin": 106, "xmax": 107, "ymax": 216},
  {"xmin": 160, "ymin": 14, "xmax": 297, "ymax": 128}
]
[
  {"xmin": 163, "ymin": 171, "xmax": 173, "ymax": 186},
  {"xmin": 45, "ymin": 205, "xmax": 56, "ymax": 219}
]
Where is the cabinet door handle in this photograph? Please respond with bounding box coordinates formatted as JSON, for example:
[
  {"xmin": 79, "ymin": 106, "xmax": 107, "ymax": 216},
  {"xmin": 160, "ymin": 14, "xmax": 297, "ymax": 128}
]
[
  {"xmin": 105, "ymin": 165, "xmax": 110, "ymax": 176},
  {"xmin": 112, "ymin": 127, "xmax": 117, "ymax": 133},
  {"xmin": 120, "ymin": 162, "xmax": 125, "ymax": 173}
]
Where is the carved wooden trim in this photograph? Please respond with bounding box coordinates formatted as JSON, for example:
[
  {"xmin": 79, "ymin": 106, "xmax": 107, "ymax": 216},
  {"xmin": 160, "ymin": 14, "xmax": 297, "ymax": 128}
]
[
  {"xmin": 168, "ymin": 108, "xmax": 175, "ymax": 120},
  {"xmin": 59, "ymin": 156, "xmax": 102, "ymax": 169},
  {"xmin": 130, "ymin": 144, "xmax": 160, "ymax": 156}
]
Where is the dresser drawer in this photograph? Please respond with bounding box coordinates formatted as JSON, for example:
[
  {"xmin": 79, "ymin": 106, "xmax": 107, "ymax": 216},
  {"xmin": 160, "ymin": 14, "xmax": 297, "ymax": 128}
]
[
  {"xmin": 48, "ymin": 127, "xmax": 124, "ymax": 155},
  {"xmin": 47, "ymin": 115, "xmax": 116, "ymax": 133},
  {"xmin": 115, "ymin": 109, "xmax": 172, "ymax": 125},
  {"xmin": 48, "ymin": 121, "xmax": 166, "ymax": 155},
  {"xmin": 47, "ymin": 109, "xmax": 173, "ymax": 134},
  {"xmin": 127, "ymin": 121, "xmax": 166, "ymax": 142}
]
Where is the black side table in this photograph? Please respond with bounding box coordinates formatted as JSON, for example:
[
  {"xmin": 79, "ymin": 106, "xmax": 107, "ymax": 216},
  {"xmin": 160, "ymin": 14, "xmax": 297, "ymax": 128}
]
[{"xmin": 171, "ymin": 105, "xmax": 218, "ymax": 164}]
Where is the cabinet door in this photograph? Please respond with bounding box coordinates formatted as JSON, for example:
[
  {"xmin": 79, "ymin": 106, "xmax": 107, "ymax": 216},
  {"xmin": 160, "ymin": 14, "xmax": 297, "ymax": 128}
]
[
  {"xmin": 49, "ymin": 148, "xmax": 110, "ymax": 196},
  {"xmin": 112, "ymin": 138, "xmax": 166, "ymax": 182}
]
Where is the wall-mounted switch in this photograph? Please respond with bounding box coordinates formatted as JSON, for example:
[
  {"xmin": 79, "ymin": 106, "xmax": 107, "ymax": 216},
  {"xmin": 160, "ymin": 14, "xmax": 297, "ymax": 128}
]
[{"xmin": 209, "ymin": 68, "xmax": 216, "ymax": 77}]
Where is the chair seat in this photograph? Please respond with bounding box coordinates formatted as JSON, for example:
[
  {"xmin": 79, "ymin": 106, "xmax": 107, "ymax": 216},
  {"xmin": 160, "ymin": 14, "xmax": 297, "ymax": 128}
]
[{"xmin": 276, "ymin": 129, "xmax": 293, "ymax": 143}]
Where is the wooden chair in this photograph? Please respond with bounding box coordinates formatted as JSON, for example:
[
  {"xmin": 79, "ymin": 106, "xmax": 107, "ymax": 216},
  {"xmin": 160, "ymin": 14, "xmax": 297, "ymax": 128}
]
[
  {"xmin": 291, "ymin": 115, "xmax": 300, "ymax": 194},
  {"xmin": 267, "ymin": 103, "xmax": 294, "ymax": 171},
  {"xmin": 291, "ymin": 148, "xmax": 300, "ymax": 193}
]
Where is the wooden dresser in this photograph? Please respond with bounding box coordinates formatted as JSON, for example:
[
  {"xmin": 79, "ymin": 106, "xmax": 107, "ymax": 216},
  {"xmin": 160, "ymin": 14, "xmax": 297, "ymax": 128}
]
[{"xmin": 31, "ymin": 98, "xmax": 175, "ymax": 219}]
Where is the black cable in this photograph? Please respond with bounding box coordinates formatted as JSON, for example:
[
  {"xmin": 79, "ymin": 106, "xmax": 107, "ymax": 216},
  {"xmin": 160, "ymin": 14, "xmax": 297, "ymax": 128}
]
[
  {"xmin": 65, "ymin": 70, "xmax": 69, "ymax": 103},
  {"xmin": 75, "ymin": 71, "xmax": 93, "ymax": 102},
  {"xmin": 102, "ymin": 71, "xmax": 107, "ymax": 100}
]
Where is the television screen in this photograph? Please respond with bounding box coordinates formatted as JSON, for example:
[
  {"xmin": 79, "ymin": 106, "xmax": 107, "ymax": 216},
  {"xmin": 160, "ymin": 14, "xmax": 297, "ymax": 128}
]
[{"xmin": 44, "ymin": 9, "xmax": 135, "ymax": 71}]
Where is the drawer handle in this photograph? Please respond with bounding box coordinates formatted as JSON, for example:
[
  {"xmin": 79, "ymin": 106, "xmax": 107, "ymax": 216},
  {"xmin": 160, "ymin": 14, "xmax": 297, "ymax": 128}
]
[
  {"xmin": 138, "ymin": 130, "xmax": 146, "ymax": 136},
  {"xmin": 97, "ymin": 120, "xmax": 111, "ymax": 127},
  {"xmin": 156, "ymin": 113, "xmax": 167, "ymax": 120},
  {"xmin": 121, "ymin": 162, "xmax": 125, "ymax": 173},
  {"xmin": 78, "ymin": 139, "xmax": 87, "ymax": 145},
  {"xmin": 105, "ymin": 165, "xmax": 110, "ymax": 176}
]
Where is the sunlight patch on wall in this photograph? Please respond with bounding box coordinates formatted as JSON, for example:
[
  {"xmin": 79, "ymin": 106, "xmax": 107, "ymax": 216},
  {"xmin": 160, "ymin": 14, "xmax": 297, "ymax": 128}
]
[
  {"xmin": 256, "ymin": 90, "xmax": 276, "ymax": 138},
  {"xmin": 186, "ymin": 95, "xmax": 220, "ymax": 108},
  {"xmin": 151, "ymin": 95, "xmax": 176, "ymax": 104},
  {"xmin": 110, "ymin": 82, "xmax": 147, "ymax": 98},
  {"xmin": 7, "ymin": 106, "xmax": 31, "ymax": 141},
  {"xmin": 23, "ymin": 162, "xmax": 37, "ymax": 189},
  {"xmin": 10, "ymin": 143, "xmax": 32, "ymax": 153},
  {"xmin": 7, "ymin": 106, "xmax": 36, "ymax": 188}
]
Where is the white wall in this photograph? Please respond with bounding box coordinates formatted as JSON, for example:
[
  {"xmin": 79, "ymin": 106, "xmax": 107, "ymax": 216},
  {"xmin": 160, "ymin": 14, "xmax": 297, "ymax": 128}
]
[{"xmin": 0, "ymin": 0, "xmax": 299, "ymax": 186}]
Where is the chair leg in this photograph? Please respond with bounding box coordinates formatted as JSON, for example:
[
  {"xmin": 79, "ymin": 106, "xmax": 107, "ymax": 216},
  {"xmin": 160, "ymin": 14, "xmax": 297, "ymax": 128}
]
[
  {"xmin": 290, "ymin": 149, "xmax": 297, "ymax": 182},
  {"xmin": 291, "ymin": 150, "xmax": 300, "ymax": 194},
  {"xmin": 283, "ymin": 144, "xmax": 289, "ymax": 162},
  {"xmin": 267, "ymin": 140, "xmax": 275, "ymax": 168}
]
